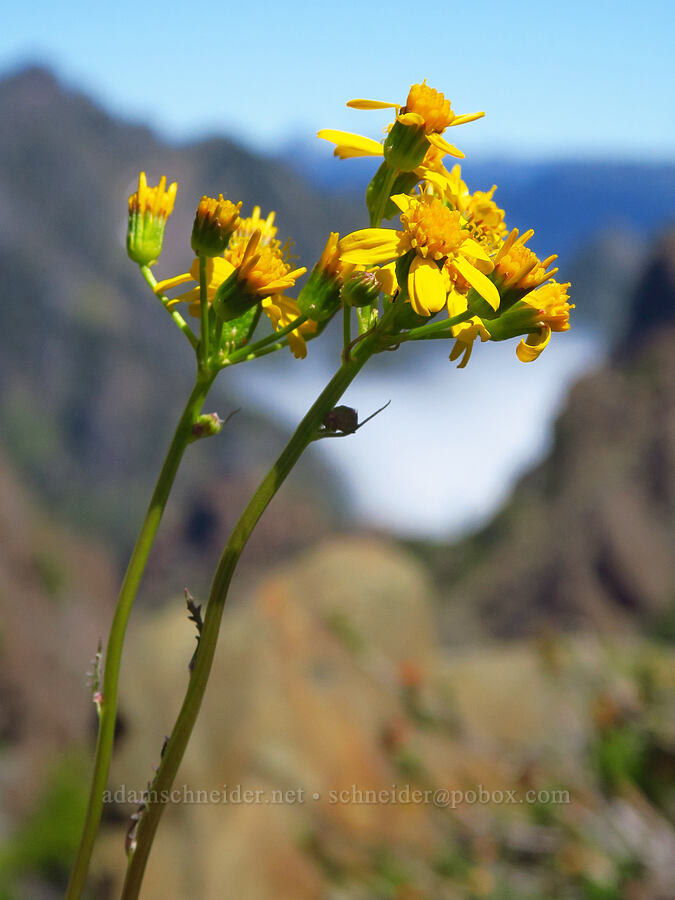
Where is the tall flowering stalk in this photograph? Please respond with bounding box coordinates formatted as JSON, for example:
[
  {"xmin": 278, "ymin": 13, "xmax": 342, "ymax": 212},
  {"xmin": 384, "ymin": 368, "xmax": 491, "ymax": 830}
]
[{"xmin": 67, "ymin": 82, "xmax": 574, "ymax": 898}]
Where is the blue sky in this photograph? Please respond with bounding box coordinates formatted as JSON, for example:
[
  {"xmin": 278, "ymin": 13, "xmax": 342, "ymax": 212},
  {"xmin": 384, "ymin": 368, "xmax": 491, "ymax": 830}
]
[{"xmin": 2, "ymin": 0, "xmax": 674, "ymax": 161}]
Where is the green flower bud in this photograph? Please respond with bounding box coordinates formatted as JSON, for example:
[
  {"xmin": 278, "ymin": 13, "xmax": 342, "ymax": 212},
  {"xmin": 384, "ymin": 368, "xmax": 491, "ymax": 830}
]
[
  {"xmin": 191, "ymin": 195, "xmax": 241, "ymax": 257},
  {"xmin": 296, "ymin": 233, "xmax": 343, "ymax": 323},
  {"xmin": 127, "ymin": 172, "xmax": 177, "ymax": 266},
  {"xmin": 341, "ymin": 271, "xmax": 381, "ymax": 308}
]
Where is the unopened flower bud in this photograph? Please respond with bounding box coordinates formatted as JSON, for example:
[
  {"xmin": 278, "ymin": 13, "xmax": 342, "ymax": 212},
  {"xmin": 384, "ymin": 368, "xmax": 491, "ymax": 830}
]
[
  {"xmin": 127, "ymin": 172, "xmax": 177, "ymax": 266},
  {"xmin": 297, "ymin": 233, "xmax": 344, "ymax": 322},
  {"xmin": 191, "ymin": 195, "xmax": 241, "ymax": 257},
  {"xmin": 341, "ymin": 270, "xmax": 381, "ymax": 308}
]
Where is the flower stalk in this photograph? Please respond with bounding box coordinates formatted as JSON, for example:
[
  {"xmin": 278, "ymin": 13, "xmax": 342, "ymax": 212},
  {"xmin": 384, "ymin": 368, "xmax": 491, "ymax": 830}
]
[
  {"xmin": 120, "ymin": 323, "xmax": 385, "ymax": 897},
  {"xmin": 66, "ymin": 373, "xmax": 215, "ymax": 900}
]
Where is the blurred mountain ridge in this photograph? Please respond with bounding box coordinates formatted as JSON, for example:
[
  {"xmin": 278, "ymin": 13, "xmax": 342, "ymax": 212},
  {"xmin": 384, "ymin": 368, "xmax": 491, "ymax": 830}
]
[
  {"xmin": 0, "ymin": 63, "xmax": 359, "ymax": 579},
  {"xmin": 284, "ymin": 137, "xmax": 675, "ymax": 263}
]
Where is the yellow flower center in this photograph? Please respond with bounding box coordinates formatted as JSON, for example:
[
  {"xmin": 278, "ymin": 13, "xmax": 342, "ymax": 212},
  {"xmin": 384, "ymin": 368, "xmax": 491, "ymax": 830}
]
[
  {"xmin": 464, "ymin": 191, "xmax": 507, "ymax": 247},
  {"xmin": 240, "ymin": 244, "xmax": 292, "ymax": 294},
  {"xmin": 401, "ymin": 196, "xmax": 466, "ymax": 260},
  {"xmin": 403, "ymin": 83, "xmax": 454, "ymax": 133},
  {"xmin": 528, "ymin": 281, "xmax": 574, "ymax": 331},
  {"xmin": 229, "ymin": 206, "xmax": 279, "ymax": 251}
]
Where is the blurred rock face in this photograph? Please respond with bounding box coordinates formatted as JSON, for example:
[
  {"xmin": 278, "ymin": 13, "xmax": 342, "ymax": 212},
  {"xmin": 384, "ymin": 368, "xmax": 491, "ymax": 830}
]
[
  {"xmin": 94, "ymin": 539, "xmax": 674, "ymax": 899},
  {"xmin": 620, "ymin": 230, "xmax": 675, "ymax": 353}
]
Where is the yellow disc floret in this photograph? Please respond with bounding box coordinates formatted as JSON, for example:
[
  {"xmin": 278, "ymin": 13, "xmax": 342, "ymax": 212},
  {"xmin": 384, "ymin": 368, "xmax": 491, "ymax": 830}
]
[{"xmin": 239, "ymin": 239, "xmax": 303, "ymax": 296}]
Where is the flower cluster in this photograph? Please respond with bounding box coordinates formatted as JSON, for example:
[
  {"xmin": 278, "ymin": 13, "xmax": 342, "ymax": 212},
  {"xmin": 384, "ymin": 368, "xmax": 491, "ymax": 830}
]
[
  {"xmin": 127, "ymin": 80, "xmax": 571, "ymax": 374},
  {"xmin": 154, "ymin": 203, "xmax": 314, "ymax": 358},
  {"xmin": 317, "ymin": 83, "xmax": 573, "ymax": 366}
]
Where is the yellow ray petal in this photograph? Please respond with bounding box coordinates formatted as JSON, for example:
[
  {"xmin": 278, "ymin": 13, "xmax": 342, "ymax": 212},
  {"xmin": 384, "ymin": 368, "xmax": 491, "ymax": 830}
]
[
  {"xmin": 427, "ymin": 133, "xmax": 465, "ymax": 159},
  {"xmin": 459, "ymin": 238, "xmax": 494, "ymax": 275},
  {"xmin": 446, "ymin": 287, "xmax": 469, "ymax": 319},
  {"xmin": 154, "ymin": 271, "xmax": 193, "ymax": 294},
  {"xmin": 389, "ymin": 193, "xmax": 412, "ymax": 213},
  {"xmin": 516, "ymin": 326, "xmax": 551, "ymax": 362},
  {"xmin": 449, "ymin": 111, "xmax": 485, "ymax": 127},
  {"xmin": 408, "ymin": 257, "xmax": 446, "ymax": 316},
  {"xmin": 316, "ymin": 129, "xmax": 383, "ymax": 158},
  {"xmin": 397, "ymin": 111, "xmax": 425, "ymax": 126},
  {"xmin": 449, "ymin": 339, "xmax": 473, "ymax": 368},
  {"xmin": 339, "ymin": 229, "xmax": 403, "ymax": 264},
  {"xmin": 168, "ymin": 286, "xmax": 200, "ymax": 307},
  {"xmin": 375, "ymin": 262, "xmax": 398, "ymax": 296},
  {"xmin": 453, "ymin": 257, "xmax": 501, "ymax": 310},
  {"xmin": 460, "ymin": 237, "xmax": 492, "ymax": 266},
  {"xmin": 347, "ymin": 99, "xmax": 399, "ymax": 110}
]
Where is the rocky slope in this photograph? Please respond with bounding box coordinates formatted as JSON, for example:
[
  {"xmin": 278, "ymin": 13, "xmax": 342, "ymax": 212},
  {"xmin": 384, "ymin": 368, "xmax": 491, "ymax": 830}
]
[{"xmin": 86, "ymin": 540, "xmax": 673, "ymax": 899}]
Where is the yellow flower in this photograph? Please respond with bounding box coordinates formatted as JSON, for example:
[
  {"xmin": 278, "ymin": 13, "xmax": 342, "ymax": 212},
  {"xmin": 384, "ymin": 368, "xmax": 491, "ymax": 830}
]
[
  {"xmin": 515, "ymin": 281, "xmax": 573, "ymax": 362},
  {"xmin": 422, "ymin": 164, "xmax": 506, "ymax": 248},
  {"xmin": 128, "ymin": 171, "xmax": 177, "ymax": 220},
  {"xmin": 318, "ymin": 81, "xmax": 484, "ymax": 167},
  {"xmin": 524, "ymin": 280, "xmax": 573, "ymax": 332},
  {"xmin": 191, "ymin": 194, "xmax": 241, "ymax": 256},
  {"xmin": 155, "ymin": 204, "xmax": 306, "ymax": 315},
  {"xmin": 127, "ymin": 171, "xmax": 177, "ymax": 265},
  {"xmin": 339, "ymin": 190, "xmax": 499, "ymax": 317},
  {"xmin": 493, "ymin": 228, "xmax": 558, "ymax": 294}
]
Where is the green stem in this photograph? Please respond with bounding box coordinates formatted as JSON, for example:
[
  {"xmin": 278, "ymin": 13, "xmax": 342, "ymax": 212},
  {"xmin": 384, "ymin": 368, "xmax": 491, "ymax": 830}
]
[
  {"xmin": 342, "ymin": 303, "xmax": 351, "ymax": 354},
  {"xmin": 66, "ymin": 373, "xmax": 216, "ymax": 900},
  {"xmin": 399, "ymin": 310, "xmax": 475, "ymax": 342},
  {"xmin": 223, "ymin": 315, "xmax": 308, "ymax": 367},
  {"xmin": 198, "ymin": 255, "xmax": 209, "ymax": 365},
  {"xmin": 140, "ymin": 265, "xmax": 198, "ymax": 350},
  {"xmin": 121, "ymin": 334, "xmax": 378, "ymax": 898}
]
